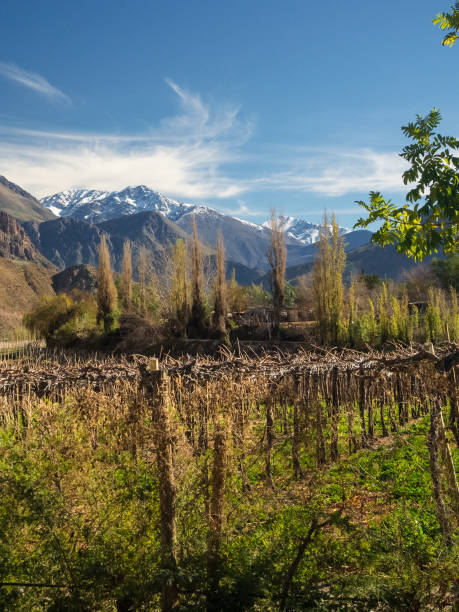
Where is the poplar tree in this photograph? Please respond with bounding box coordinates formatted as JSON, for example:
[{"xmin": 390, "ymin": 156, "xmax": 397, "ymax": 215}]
[
  {"xmin": 190, "ymin": 218, "xmax": 207, "ymax": 335},
  {"xmin": 267, "ymin": 210, "xmax": 287, "ymax": 338},
  {"xmin": 170, "ymin": 239, "xmax": 190, "ymax": 337},
  {"xmin": 121, "ymin": 240, "xmax": 133, "ymax": 312},
  {"xmin": 97, "ymin": 234, "xmax": 117, "ymax": 331},
  {"xmin": 213, "ymin": 232, "xmax": 227, "ymax": 336},
  {"xmin": 138, "ymin": 246, "xmax": 147, "ymax": 318},
  {"xmin": 312, "ymin": 212, "xmax": 346, "ymax": 344}
]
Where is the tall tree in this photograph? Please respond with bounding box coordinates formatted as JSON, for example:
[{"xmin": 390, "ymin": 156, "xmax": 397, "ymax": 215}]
[
  {"xmin": 266, "ymin": 210, "xmax": 287, "ymax": 338},
  {"xmin": 96, "ymin": 235, "xmax": 117, "ymax": 332},
  {"xmin": 120, "ymin": 240, "xmax": 133, "ymax": 312},
  {"xmin": 355, "ymin": 109, "xmax": 459, "ymax": 260},
  {"xmin": 190, "ymin": 218, "xmax": 207, "ymax": 335},
  {"xmin": 312, "ymin": 212, "xmax": 346, "ymax": 344},
  {"xmin": 138, "ymin": 246, "xmax": 147, "ymax": 317},
  {"xmin": 170, "ymin": 238, "xmax": 190, "ymax": 337},
  {"xmin": 213, "ymin": 232, "xmax": 227, "ymax": 337}
]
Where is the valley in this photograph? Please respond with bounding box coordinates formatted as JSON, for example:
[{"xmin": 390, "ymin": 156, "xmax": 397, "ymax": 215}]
[{"xmin": 1, "ymin": 2, "xmax": 459, "ymax": 610}]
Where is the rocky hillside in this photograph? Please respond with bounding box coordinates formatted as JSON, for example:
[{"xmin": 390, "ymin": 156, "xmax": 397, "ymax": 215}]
[
  {"xmin": 0, "ymin": 210, "xmax": 56, "ymax": 338},
  {"xmin": 0, "ymin": 176, "xmax": 55, "ymax": 223},
  {"xmin": 52, "ymin": 265, "xmax": 98, "ymax": 295},
  {"xmin": 0, "ymin": 259, "xmax": 55, "ymax": 338},
  {"xmin": 23, "ymin": 217, "xmax": 109, "ymax": 270},
  {"xmin": 0, "ymin": 211, "xmax": 51, "ymax": 264},
  {"xmin": 24, "ymin": 211, "xmax": 189, "ymax": 275}
]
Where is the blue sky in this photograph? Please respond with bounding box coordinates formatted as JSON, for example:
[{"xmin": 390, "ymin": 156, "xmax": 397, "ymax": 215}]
[{"xmin": 0, "ymin": 0, "xmax": 458, "ymax": 226}]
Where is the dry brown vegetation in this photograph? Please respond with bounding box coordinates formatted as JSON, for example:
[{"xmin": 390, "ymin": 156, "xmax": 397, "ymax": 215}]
[{"xmin": 0, "ymin": 259, "xmax": 55, "ymax": 338}]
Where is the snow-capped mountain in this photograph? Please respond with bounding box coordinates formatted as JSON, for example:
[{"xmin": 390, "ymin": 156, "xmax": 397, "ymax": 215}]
[
  {"xmin": 41, "ymin": 186, "xmax": 350, "ymax": 247},
  {"xmin": 262, "ymin": 216, "xmax": 349, "ymax": 245},
  {"xmin": 41, "ymin": 189, "xmax": 110, "ymax": 217},
  {"xmin": 41, "ymin": 185, "xmax": 195, "ymax": 224}
]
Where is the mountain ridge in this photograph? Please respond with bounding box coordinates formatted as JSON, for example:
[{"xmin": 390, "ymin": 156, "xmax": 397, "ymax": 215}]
[
  {"xmin": 40, "ymin": 184, "xmax": 353, "ymax": 248},
  {"xmin": 0, "ymin": 176, "xmax": 56, "ymax": 223}
]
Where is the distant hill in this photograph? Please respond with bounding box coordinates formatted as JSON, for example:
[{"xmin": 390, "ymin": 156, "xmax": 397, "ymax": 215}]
[
  {"xmin": 98, "ymin": 210, "xmax": 189, "ymax": 273},
  {"xmin": 23, "ymin": 210, "xmax": 189, "ymax": 276},
  {"xmin": 0, "ymin": 259, "xmax": 55, "ymax": 338},
  {"xmin": 274, "ymin": 241, "xmax": 443, "ymax": 287},
  {"xmin": 282, "ymin": 229, "xmax": 373, "ymax": 268},
  {"xmin": 344, "ymin": 242, "xmax": 442, "ymax": 281},
  {"xmin": 23, "ymin": 206, "xmax": 375, "ymax": 285},
  {"xmin": 0, "ymin": 176, "xmax": 55, "ymax": 223},
  {"xmin": 23, "ymin": 217, "xmax": 109, "ymax": 270},
  {"xmin": 52, "ymin": 264, "xmax": 98, "ymax": 295},
  {"xmin": 174, "ymin": 208, "xmax": 274, "ymax": 269},
  {"xmin": 0, "ymin": 209, "xmax": 56, "ymax": 337}
]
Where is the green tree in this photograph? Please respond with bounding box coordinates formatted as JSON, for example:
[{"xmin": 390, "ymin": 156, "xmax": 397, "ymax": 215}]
[
  {"xmin": 190, "ymin": 218, "xmax": 207, "ymax": 335},
  {"xmin": 431, "ymin": 254, "xmax": 459, "ymax": 291},
  {"xmin": 97, "ymin": 235, "xmax": 118, "ymax": 331},
  {"xmin": 213, "ymin": 232, "xmax": 227, "ymax": 336},
  {"xmin": 312, "ymin": 212, "xmax": 346, "ymax": 344},
  {"xmin": 433, "ymin": 1, "xmax": 459, "ymax": 46},
  {"xmin": 355, "ymin": 109, "xmax": 459, "ymax": 260},
  {"xmin": 284, "ymin": 281, "xmax": 297, "ymax": 308},
  {"xmin": 120, "ymin": 240, "xmax": 133, "ymax": 312},
  {"xmin": 169, "ymin": 238, "xmax": 190, "ymax": 337},
  {"xmin": 137, "ymin": 246, "xmax": 147, "ymax": 317},
  {"xmin": 266, "ymin": 210, "xmax": 287, "ymax": 338}
]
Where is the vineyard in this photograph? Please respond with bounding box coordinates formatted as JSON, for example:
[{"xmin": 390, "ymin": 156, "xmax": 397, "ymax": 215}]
[{"xmin": 0, "ymin": 345, "xmax": 458, "ymax": 610}]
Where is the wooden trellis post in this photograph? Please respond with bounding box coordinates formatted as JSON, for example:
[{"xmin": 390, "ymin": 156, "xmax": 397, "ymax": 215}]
[{"xmin": 141, "ymin": 358, "xmax": 178, "ymax": 611}]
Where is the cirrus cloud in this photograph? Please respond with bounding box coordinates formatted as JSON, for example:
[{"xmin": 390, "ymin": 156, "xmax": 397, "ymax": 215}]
[
  {"xmin": 0, "ymin": 61, "xmax": 70, "ymax": 103},
  {"xmin": 252, "ymin": 148, "xmax": 408, "ymax": 197},
  {"xmin": 0, "ymin": 79, "xmax": 410, "ymax": 208},
  {"xmin": 0, "ymin": 80, "xmax": 251, "ymax": 198}
]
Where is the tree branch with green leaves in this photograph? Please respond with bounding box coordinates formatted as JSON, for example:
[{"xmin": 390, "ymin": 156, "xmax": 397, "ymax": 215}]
[
  {"xmin": 355, "ymin": 109, "xmax": 459, "ymax": 261},
  {"xmin": 433, "ymin": 1, "xmax": 459, "ymax": 47}
]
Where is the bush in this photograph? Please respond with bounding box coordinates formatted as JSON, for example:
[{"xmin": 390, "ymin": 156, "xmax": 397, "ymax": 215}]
[{"xmin": 23, "ymin": 291, "xmax": 99, "ymax": 344}]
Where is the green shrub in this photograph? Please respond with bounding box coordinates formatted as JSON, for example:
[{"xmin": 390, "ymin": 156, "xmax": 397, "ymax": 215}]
[{"xmin": 23, "ymin": 291, "xmax": 99, "ymax": 344}]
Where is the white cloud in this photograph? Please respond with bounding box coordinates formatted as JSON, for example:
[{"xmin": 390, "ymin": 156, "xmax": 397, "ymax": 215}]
[
  {"xmin": 0, "ymin": 80, "xmax": 251, "ymax": 198},
  {"xmin": 0, "ymin": 79, "xmax": 410, "ymax": 206},
  {"xmin": 0, "ymin": 140, "xmax": 248, "ymax": 199},
  {"xmin": 0, "ymin": 62, "xmax": 70, "ymax": 103},
  {"xmin": 221, "ymin": 199, "xmax": 262, "ymax": 217},
  {"xmin": 253, "ymin": 148, "xmax": 408, "ymax": 197}
]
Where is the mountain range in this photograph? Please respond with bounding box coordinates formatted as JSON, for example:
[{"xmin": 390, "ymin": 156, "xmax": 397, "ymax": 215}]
[
  {"xmin": 40, "ymin": 185, "xmax": 350, "ymax": 248},
  {"xmin": 1, "ymin": 175, "xmax": 437, "ymax": 284},
  {"xmin": 0, "ymin": 174, "xmax": 442, "ymax": 335},
  {"xmin": 37, "ymin": 184, "xmax": 372, "ymax": 272},
  {"xmin": 3, "ymin": 175, "xmax": 441, "ymax": 283}
]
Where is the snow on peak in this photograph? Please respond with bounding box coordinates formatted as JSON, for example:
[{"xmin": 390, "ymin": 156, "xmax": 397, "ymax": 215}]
[
  {"xmin": 40, "ymin": 189, "xmax": 110, "ymax": 214},
  {"xmin": 40, "ymin": 185, "xmax": 348, "ymax": 247},
  {"xmin": 262, "ymin": 215, "xmax": 349, "ymax": 245},
  {"xmin": 40, "ymin": 185, "xmax": 194, "ymax": 224}
]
